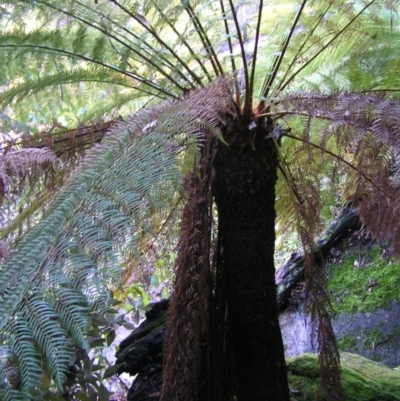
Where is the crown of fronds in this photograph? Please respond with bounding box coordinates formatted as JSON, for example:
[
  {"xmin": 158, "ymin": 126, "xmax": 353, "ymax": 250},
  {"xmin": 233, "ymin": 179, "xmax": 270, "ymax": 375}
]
[{"xmin": 1, "ymin": 0, "xmax": 396, "ymax": 121}]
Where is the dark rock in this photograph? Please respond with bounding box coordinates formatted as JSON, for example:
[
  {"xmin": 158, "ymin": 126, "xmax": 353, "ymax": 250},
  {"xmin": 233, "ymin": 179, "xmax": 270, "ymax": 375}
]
[{"xmin": 115, "ymin": 300, "xmax": 169, "ymax": 401}]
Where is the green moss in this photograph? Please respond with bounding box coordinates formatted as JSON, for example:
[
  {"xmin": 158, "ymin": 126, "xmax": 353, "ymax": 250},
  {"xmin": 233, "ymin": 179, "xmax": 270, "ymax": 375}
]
[
  {"xmin": 287, "ymin": 354, "xmax": 320, "ymax": 379},
  {"xmin": 287, "ymin": 352, "xmax": 400, "ymax": 401},
  {"xmin": 327, "ymin": 246, "xmax": 400, "ymax": 314}
]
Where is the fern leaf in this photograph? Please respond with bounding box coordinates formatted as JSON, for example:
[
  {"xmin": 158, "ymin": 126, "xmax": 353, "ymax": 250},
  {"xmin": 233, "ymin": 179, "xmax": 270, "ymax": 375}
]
[{"xmin": 0, "ymin": 81, "xmax": 233, "ymax": 397}]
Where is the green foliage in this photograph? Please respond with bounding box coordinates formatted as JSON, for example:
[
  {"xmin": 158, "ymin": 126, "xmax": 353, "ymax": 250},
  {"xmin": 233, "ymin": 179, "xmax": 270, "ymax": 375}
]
[{"xmin": 337, "ymin": 335, "xmax": 358, "ymax": 352}]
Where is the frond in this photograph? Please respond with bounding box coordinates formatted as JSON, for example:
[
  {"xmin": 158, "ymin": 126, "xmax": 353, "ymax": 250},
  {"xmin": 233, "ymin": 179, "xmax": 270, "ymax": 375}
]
[
  {"xmin": 0, "ymin": 67, "xmax": 150, "ymax": 106},
  {"xmin": 273, "ymin": 92, "xmax": 400, "ymax": 256},
  {"xmin": 257, "ymin": 0, "xmax": 394, "ymax": 104},
  {"xmin": 0, "ymin": 241, "xmax": 10, "ymax": 261},
  {"xmin": 1, "ymin": 148, "xmax": 57, "ymax": 179},
  {"xmin": 0, "ymin": 80, "xmax": 234, "ymax": 397},
  {"xmin": 22, "ymin": 293, "xmax": 74, "ymax": 391}
]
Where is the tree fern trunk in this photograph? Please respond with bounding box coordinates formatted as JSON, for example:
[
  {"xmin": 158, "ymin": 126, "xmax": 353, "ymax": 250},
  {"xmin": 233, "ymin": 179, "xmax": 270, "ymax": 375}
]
[{"xmin": 213, "ymin": 117, "xmax": 290, "ymax": 401}]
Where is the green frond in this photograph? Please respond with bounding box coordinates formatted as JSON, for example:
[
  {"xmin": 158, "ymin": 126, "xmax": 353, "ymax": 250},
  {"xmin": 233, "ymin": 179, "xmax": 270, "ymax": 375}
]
[
  {"xmin": 6, "ymin": 318, "xmax": 42, "ymax": 394},
  {"xmin": 0, "ymin": 67, "xmax": 141, "ymax": 105},
  {"xmin": 51, "ymin": 285, "xmax": 90, "ymax": 351},
  {"xmin": 21, "ymin": 294, "xmax": 73, "ymax": 391},
  {"xmin": 0, "ymin": 81, "xmax": 232, "ymax": 397},
  {"xmin": 257, "ymin": 0, "xmax": 395, "ymax": 102}
]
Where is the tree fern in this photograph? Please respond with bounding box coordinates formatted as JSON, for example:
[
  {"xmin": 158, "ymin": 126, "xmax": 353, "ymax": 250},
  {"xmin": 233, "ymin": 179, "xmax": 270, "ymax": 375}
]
[{"xmin": 1, "ymin": 1, "xmax": 400, "ymax": 400}]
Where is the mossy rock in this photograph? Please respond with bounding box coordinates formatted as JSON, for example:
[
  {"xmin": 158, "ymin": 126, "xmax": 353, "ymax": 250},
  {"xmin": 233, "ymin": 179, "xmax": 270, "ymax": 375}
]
[
  {"xmin": 327, "ymin": 243, "xmax": 400, "ymax": 315},
  {"xmin": 287, "ymin": 352, "xmax": 400, "ymax": 401}
]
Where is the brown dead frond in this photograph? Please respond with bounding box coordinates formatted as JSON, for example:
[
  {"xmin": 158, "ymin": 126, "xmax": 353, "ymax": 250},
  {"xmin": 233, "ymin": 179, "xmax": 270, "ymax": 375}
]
[
  {"xmin": 0, "ymin": 147, "xmax": 58, "ymax": 203},
  {"xmin": 274, "ymin": 137, "xmax": 344, "ymax": 400},
  {"xmin": 0, "ymin": 240, "xmax": 10, "ymax": 262},
  {"xmin": 161, "ymin": 133, "xmax": 217, "ymax": 401},
  {"xmin": 1, "ymin": 148, "xmax": 57, "ymax": 177},
  {"xmin": 304, "ymin": 251, "xmax": 343, "ymax": 401},
  {"xmin": 2, "ymin": 120, "xmax": 116, "ymax": 160},
  {"xmin": 275, "ymin": 91, "xmax": 400, "ymax": 254},
  {"xmin": 277, "ymin": 92, "xmax": 400, "ymax": 150}
]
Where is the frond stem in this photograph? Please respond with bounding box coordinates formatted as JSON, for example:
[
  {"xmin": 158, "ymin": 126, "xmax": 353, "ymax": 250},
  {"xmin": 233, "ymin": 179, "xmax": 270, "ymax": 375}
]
[
  {"xmin": 219, "ymin": 0, "xmax": 240, "ymax": 104},
  {"xmin": 279, "ymin": 0, "xmax": 377, "ymax": 92},
  {"xmin": 154, "ymin": 197, "xmax": 183, "ymax": 241},
  {"xmin": 228, "ymin": 0, "xmax": 250, "ymax": 115},
  {"xmin": 109, "ymin": 0, "xmax": 204, "ymax": 89},
  {"xmin": 248, "ymin": 0, "xmax": 263, "ymax": 112},
  {"xmin": 0, "ymin": 192, "xmax": 52, "ymax": 240},
  {"xmin": 258, "ymin": 0, "xmax": 308, "ymax": 111},
  {"xmin": 184, "ymin": 3, "xmax": 224, "ymax": 77}
]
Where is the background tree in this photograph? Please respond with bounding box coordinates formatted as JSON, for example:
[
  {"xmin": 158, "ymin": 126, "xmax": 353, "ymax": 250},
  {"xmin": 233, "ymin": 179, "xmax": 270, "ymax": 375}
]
[{"xmin": 0, "ymin": 1, "xmax": 400, "ymax": 400}]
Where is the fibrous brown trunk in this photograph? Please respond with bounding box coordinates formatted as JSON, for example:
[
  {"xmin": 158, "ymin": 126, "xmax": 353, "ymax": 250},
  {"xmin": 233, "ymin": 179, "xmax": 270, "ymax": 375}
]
[{"xmin": 212, "ymin": 117, "xmax": 290, "ymax": 401}]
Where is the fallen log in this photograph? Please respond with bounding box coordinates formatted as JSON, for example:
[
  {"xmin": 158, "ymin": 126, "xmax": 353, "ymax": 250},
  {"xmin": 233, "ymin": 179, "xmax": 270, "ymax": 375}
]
[{"xmin": 276, "ymin": 208, "xmax": 359, "ymax": 309}]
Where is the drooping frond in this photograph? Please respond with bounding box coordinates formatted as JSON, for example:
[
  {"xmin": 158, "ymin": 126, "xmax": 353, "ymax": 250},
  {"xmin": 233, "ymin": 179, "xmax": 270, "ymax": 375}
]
[
  {"xmin": 0, "ymin": 80, "xmax": 234, "ymax": 399},
  {"xmin": 273, "ymin": 137, "xmax": 344, "ymax": 400},
  {"xmin": 0, "ymin": 148, "xmax": 57, "ymax": 182},
  {"xmin": 0, "ymin": 241, "xmax": 10, "ymax": 261},
  {"xmin": 271, "ymin": 92, "xmax": 400, "ymax": 255},
  {"xmin": 161, "ymin": 134, "xmax": 217, "ymax": 401}
]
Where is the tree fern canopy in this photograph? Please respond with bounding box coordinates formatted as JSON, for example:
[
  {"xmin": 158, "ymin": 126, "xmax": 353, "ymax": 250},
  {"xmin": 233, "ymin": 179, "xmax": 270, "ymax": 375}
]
[
  {"xmin": 1, "ymin": 0, "xmax": 400, "ymax": 400},
  {"xmin": 1, "ymin": 0, "xmax": 397, "ymax": 121}
]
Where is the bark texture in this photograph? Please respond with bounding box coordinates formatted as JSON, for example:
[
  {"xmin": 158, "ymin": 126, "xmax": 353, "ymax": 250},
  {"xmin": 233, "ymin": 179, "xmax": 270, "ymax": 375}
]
[{"xmin": 212, "ymin": 117, "xmax": 290, "ymax": 401}]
